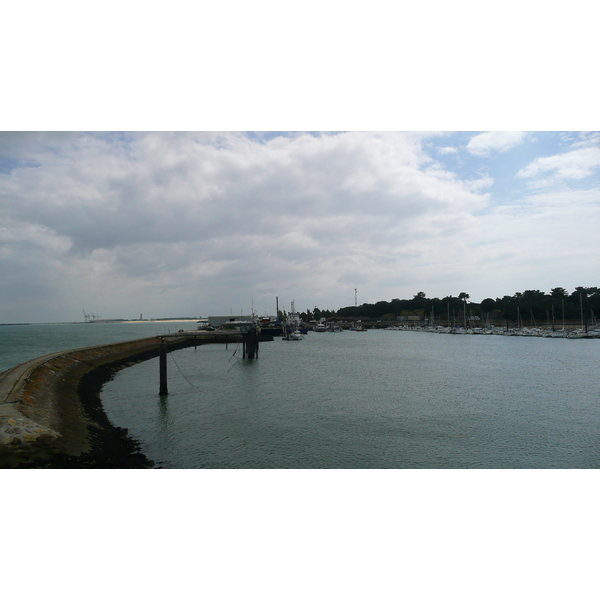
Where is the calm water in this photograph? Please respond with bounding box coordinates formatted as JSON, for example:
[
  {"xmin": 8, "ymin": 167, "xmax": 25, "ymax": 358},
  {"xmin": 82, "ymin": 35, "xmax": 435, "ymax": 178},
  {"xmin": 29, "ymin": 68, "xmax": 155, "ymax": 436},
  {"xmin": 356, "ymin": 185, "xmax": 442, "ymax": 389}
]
[
  {"xmin": 2, "ymin": 323, "xmax": 599, "ymax": 468},
  {"xmin": 97, "ymin": 328, "xmax": 600, "ymax": 469}
]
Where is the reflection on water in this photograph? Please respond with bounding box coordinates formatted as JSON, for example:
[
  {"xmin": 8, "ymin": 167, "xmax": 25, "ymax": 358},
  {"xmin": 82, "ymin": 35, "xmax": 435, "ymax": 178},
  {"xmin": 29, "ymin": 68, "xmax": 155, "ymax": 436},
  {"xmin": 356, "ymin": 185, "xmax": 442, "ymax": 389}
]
[
  {"xmin": 158, "ymin": 395, "xmax": 169, "ymax": 425},
  {"xmin": 101, "ymin": 330, "xmax": 600, "ymax": 469}
]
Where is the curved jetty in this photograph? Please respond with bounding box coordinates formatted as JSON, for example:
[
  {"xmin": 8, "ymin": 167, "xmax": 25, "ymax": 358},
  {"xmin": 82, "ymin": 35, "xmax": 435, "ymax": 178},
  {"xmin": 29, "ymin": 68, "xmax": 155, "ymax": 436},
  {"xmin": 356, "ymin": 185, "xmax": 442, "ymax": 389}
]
[{"xmin": 0, "ymin": 331, "xmax": 243, "ymax": 468}]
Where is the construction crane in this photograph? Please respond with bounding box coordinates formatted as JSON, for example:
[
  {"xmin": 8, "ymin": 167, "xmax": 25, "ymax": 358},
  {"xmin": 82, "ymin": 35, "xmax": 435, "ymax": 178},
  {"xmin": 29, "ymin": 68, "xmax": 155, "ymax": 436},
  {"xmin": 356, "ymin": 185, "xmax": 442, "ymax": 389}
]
[{"xmin": 83, "ymin": 310, "xmax": 101, "ymax": 323}]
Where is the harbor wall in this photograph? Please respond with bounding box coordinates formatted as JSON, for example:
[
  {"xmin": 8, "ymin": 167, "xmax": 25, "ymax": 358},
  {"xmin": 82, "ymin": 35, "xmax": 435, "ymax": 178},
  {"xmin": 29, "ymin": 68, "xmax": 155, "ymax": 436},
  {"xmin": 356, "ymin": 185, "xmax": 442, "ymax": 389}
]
[{"xmin": 0, "ymin": 333, "xmax": 236, "ymax": 468}]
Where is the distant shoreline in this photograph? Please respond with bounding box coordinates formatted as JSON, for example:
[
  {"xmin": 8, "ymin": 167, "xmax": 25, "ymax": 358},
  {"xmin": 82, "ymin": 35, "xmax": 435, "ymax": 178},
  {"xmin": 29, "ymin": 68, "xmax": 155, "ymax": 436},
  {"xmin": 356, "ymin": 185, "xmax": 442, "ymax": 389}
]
[{"xmin": 0, "ymin": 319, "xmax": 200, "ymax": 326}]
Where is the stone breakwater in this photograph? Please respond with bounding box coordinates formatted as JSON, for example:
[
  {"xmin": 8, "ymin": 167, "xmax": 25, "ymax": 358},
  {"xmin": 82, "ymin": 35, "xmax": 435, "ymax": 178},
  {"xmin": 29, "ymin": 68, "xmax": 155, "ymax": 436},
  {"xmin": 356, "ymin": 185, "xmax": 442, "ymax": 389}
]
[
  {"xmin": 0, "ymin": 416, "xmax": 56, "ymax": 446},
  {"xmin": 0, "ymin": 332, "xmax": 235, "ymax": 468}
]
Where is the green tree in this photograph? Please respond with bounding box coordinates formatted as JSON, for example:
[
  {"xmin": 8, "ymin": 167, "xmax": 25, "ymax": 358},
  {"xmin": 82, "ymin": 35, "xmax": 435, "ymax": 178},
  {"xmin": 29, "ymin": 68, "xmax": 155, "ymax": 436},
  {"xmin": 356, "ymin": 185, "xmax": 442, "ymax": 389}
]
[
  {"xmin": 411, "ymin": 292, "xmax": 427, "ymax": 310},
  {"xmin": 480, "ymin": 298, "xmax": 496, "ymax": 313}
]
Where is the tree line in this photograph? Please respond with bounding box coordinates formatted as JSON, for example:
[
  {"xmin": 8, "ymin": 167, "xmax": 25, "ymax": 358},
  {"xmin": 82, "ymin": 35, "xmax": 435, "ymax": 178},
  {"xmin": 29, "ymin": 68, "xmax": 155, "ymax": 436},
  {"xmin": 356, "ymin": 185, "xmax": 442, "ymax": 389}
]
[{"xmin": 302, "ymin": 287, "xmax": 600, "ymax": 325}]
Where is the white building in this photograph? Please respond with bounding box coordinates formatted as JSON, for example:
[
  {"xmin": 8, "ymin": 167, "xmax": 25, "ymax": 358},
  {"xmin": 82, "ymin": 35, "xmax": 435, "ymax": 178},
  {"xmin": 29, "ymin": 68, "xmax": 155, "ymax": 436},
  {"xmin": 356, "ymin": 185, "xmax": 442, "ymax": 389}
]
[{"xmin": 208, "ymin": 315, "xmax": 253, "ymax": 328}]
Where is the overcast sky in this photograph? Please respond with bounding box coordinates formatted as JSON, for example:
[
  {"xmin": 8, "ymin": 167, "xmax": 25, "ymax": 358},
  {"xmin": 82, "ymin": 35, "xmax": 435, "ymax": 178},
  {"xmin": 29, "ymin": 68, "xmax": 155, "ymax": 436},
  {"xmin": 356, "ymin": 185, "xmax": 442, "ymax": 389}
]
[{"xmin": 0, "ymin": 130, "xmax": 598, "ymax": 322}]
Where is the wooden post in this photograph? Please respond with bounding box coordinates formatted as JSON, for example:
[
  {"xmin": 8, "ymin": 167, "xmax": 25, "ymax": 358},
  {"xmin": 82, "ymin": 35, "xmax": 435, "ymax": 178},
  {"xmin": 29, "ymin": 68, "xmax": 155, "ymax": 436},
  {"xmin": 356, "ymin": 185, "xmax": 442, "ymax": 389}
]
[
  {"xmin": 247, "ymin": 331, "xmax": 255, "ymax": 359},
  {"xmin": 159, "ymin": 338, "xmax": 168, "ymax": 395},
  {"xmin": 245, "ymin": 326, "xmax": 259, "ymax": 359}
]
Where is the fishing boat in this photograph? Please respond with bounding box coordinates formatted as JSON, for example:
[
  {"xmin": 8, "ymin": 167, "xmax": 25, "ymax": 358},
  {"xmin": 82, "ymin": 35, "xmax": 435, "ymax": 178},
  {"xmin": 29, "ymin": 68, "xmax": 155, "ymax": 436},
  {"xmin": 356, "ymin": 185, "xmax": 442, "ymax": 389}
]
[
  {"xmin": 282, "ymin": 327, "xmax": 303, "ymax": 341},
  {"xmin": 351, "ymin": 320, "xmax": 367, "ymax": 332},
  {"xmin": 282, "ymin": 302, "xmax": 306, "ymax": 340}
]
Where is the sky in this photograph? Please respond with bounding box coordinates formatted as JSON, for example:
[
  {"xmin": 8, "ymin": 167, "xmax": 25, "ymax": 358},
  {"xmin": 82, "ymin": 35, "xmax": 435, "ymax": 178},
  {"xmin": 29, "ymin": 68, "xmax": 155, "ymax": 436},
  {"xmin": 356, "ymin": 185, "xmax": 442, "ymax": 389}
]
[
  {"xmin": 1, "ymin": 130, "xmax": 599, "ymax": 323},
  {"xmin": 1, "ymin": 3, "xmax": 598, "ymax": 324}
]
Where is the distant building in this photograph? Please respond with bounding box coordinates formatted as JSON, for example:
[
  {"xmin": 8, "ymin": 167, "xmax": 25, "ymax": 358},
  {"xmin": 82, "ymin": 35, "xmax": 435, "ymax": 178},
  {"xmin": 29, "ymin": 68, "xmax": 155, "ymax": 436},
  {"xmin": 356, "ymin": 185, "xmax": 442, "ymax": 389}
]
[{"xmin": 208, "ymin": 315, "xmax": 253, "ymax": 328}]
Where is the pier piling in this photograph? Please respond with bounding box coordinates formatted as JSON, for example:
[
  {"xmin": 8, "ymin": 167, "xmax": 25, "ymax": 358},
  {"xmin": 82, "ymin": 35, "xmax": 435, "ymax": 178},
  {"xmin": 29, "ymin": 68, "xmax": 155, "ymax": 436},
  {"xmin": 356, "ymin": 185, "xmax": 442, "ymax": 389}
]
[
  {"xmin": 244, "ymin": 326, "xmax": 259, "ymax": 359},
  {"xmin": 159, "ymin": 338, "xmax": 168, "ymax": 395}
]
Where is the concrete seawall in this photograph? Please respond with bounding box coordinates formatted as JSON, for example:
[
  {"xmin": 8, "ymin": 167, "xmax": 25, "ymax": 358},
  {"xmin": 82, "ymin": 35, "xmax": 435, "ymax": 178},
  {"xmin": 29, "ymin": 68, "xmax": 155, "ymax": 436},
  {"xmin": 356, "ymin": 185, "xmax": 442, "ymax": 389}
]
[{"xmin": 0, "ymin": 332, "xmax": 243, "ymax": 468}]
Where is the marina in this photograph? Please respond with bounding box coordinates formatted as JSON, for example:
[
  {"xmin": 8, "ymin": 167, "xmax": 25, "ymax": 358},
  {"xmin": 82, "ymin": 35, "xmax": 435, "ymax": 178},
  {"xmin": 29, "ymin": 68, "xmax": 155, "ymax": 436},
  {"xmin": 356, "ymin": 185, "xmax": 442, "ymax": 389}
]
[
  {"xmin": 2, "ymin": 319, "xmax": 600, "ymax": 468},
  {"xmin": 381, "ymin": 324, "xmax": 600, "ymax": 338}
]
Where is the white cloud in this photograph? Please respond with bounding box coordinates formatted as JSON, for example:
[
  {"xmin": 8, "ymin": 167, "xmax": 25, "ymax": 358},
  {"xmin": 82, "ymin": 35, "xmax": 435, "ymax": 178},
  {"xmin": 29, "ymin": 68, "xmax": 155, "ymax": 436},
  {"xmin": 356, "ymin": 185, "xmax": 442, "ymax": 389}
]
[
  {"xmin": 469, "ymin": 187, "xmax": 600, "ymax": 296},
  {"xmin": 465, "ymin": 176, "xmax": 494, "ymax": 192},
  {"xmin": 516, "ymin": 146, "xmax": 600, "ymax": 184},
  {"xmin": 438, "ymin": 146, "xmax": 458, "ymax": 154},
  {"xmin": 559, "ymin": 131, "xmax": 600, "ymax": 149},
  {"xmin": 466, "ymin": 131, "xmax": 527, "ymax": 156},
  {"xmin": 1, "ymin": 131, "xmax": 599, "ymax": 322},
  {"xmin": 0, "ymin": 132, "xmax": 490, "ymax": 320}
]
